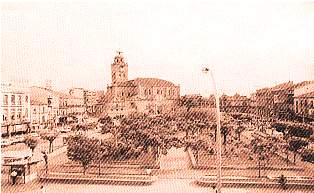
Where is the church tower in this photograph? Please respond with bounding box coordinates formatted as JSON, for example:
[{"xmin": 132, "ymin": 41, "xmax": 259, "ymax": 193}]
[{"xmin": 111, "ymin": 51, "xmax": 128, "ymax": 85}]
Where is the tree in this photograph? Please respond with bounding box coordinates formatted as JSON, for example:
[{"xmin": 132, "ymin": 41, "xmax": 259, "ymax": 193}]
[
  {"xmin": 67, "ymin": 135, "xmax": 98, "ymax": 174},
  {"xmin": 272, "ymin": 122, "xmax": 286, "ymax": 133},
  {"xmin": 301, "ymin": 149, "xmax": 314, "ymax": 163},
  {"xmin": 288, "ymin": 125, "xmax": 313, "ymax": 138},
  {"xmin": 288, "ymin": 138, "xmax": 309, "ymax": 163},
  {"xmin": 24, "ymin": 136, "xmax": 38, "ymax": 153},
  {"xmin": 98, "ymin": 115, "xmax": 114, "ymax": 125},
  {"xmin": 96, "ymin": 140, "xmax": 110, "ymax": 175},
  {"xmin": 250, "ymin": 138, "xmax": 275, "ymax": 178},
  {"xmin": 180, "ymin": 97, "xmax": 194, "ymax": 112},
  {"xmin": 41, "ymin": 132, "xmax": 59, "ymax": 153}
]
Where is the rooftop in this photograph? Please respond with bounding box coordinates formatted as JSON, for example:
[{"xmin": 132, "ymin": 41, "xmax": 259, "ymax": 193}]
[{"xmin": 296, "ymin": 92, "xmax": 314, "ymax": 98}]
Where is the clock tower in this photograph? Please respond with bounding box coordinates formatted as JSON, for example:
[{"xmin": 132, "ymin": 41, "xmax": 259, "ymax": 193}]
[{"xmin": 111, "ymin": 51, "xmax": 128, "ymax": 85}]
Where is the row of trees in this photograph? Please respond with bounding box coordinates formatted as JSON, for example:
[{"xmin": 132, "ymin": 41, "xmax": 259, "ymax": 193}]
[
  {"xmin": 97, "ymin": 112, "xmax": 223, "ymax": 165},
  {"xmin": 272, "ymin": 122, "xmax": 313, "ymax": 138},
  {"xmin": 272, "ymin": 122, "xmax": 312, "ymax": 163},
  {"xmin": 66, "ymin": 133, "xmax": 158, "ymax": 174},
  {"xmin": 23, "ymin": 131, "xmax": 59, "ymax": 155}
]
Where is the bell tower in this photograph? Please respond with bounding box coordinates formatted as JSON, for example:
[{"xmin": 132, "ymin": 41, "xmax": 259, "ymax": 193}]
[{"xmin": 111, "ymin": 51, "xmax": 128, "ymax": 85}]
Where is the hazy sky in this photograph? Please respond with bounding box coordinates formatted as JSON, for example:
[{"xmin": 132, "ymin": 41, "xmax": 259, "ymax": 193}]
[{"xmin": 1, "ymin": 1, "xmax": 313, "ymax": 96}]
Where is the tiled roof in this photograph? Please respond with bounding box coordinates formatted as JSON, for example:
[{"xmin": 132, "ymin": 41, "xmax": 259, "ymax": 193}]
[
  {"xmin": 113, "ymin": 78, "xmax": 177, "ymax": 88},
  {"xmin": 114, "ymin": 81, "xmax": 136, "ymax": 87},
  {"xmin": 293, "ymin": 81, "xmax": 314, "ymax": 89},
  {"xmin": 271, "ymin": 81, "xmax": 294, "ymax": 91},
  {"xmin": 297, "ymin": 92, "xmax": 314, "ymax": 98},
  {"xmin": 131, "ymin": 78, "xmax": 177, "ymax": 87},
  {"xmin": 54, "ymin": 91, "xmax": 77, "ymax": 99}
]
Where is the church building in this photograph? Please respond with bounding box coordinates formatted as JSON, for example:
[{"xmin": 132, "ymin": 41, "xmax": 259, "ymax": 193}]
[{"xmin": 100, "ymin": 52, "xmax": 180, "ymax": 117}]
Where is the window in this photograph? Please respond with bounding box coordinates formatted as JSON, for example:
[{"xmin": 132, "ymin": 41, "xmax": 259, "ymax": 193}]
[
  {"xmin": 149, "ymin": 89, "xmax": 151, "ymax": 95},
  {"xmin": 11, "ymin": 95, "xmax": 15, "ymax": 105},
  {"xmin": 18, "ymin": 95, "xmax": 22, "ymax": 105},
  {"xmin": 122, "ymin": 92, "xmax": 124, "ymax": 96},
  {"xmin": 3, "ymin": 95, "xmax": 8, "ymax": 105},
  {"xmin": 25, "ymin": 95, "xmax": 28, "ymax": 102},
  {"xmin": 48, "ymin": 97, "xmax": 52, "ymax": 107},
  {"xmin": 157, "ymin": 90, "xmax": 159, "ymax": 94}
]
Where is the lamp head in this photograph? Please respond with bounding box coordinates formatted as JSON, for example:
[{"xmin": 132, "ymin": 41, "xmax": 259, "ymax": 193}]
[{"xmin": 202, "ymin": 67, "xmax": 210, "ymax": 73}]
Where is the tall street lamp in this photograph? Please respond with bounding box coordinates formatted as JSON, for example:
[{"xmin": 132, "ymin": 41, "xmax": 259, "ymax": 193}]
[{"xmin": 202, "ymin": 67, "xmax": 222, "ymax": 193}]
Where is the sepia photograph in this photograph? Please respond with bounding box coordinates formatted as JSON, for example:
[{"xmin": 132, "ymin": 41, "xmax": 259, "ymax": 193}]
[{"xmin": 1, "ymin": 0, "xmax": 314, "ymax": 192}]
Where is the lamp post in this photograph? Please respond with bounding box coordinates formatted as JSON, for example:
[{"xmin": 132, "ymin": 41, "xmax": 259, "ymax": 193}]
[{"xmin": 202, "ymin": 67, "xmax": 222, "ymax": 193}]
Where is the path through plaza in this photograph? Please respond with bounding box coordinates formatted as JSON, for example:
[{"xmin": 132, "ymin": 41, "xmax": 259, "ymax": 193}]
[{"xmin": 158, "ymin": 147, "xmax": 197, "ymax": 179}]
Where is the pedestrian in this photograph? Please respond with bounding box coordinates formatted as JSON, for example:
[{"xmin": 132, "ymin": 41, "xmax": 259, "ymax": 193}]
[
  {"xmin": 212, "ymin": 185, "xmax": 218, "ymax": 193},
  {"xmin": 40, "ymin": 185, "xmax": 46, "ymax": 193},
  {"xmin": 10, "ymin": 170, "xmax": 18, "ymax": 185},
  {"xmin": 42, "ymin": 151, "xmax": 48, "ymax": 173}
]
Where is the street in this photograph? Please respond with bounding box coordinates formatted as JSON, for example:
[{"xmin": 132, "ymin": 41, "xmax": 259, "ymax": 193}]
[{"xmin": 25, "ymin": 179, "xmax": 313, "ymax": 193}]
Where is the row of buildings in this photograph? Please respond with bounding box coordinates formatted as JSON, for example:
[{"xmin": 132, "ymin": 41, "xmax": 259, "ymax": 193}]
[
  {"xmin": 2, "ymin": 52, "xmax": 313, "ymax": 137},
  {"xmin": 1, "ymin": 52, "xmax": 181, "ymax": 136},
  {"xmin": 101, "ymin": 52, "xmax": 313, "ymax": 122},
  {"xmin": 182, "ymin": 81, "xmax": 314, "ymax": 121},
  {"xmin": 1, "ymin": 83, "xmax": 104, "ymax": 137}
]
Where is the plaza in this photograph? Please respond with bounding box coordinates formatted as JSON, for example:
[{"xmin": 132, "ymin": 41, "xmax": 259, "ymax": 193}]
[{"xmin": 2, "ymin": 2, "xmax": 314, "ymax": 193}]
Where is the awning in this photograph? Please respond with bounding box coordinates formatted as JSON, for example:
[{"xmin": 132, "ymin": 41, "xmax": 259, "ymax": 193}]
[
  {"xmin": 2, "ymin": 150, "xmax": 32, "ymax": 159},
  {"xmin": 2, "ymin": 159, "xmax": 41, "ymax": 166}
]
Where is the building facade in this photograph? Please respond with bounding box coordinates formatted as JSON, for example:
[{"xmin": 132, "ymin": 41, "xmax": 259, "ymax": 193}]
[
  {"xmin": 250, "ymin": 81, "xmax": 314, "ymax": 120},
  {"xmin": 180, "ymin": 94, "xmax": 215, "ymax": 111},
  {"xmin": 271, "ymin": 81, "xmax": 295, "ymax": 120},
  {"xmin": 294, "ymin": 82, "xmax": 314, "ymax": 119},
  {"xmin": 220, "ymin": 93, "xmax": 251, "ymax": 114},
  {"xmin": 250, "ymin": 88, "xmax": 274, "ymax": 118},
  {"xmin": 57, "ymin": 90, "xmax": 85, "ymax": 118},
  {"xmin": 100, "ymin": 52, "xmax": 180, "ymax": 117},
  {"xmin": 84, "ymin": 90, "xmax": 104, "ymax": 115},
  {"xmin": 1, "ymin": 83, "xmax": 31, "ymax": 136},
  {"xmin": 30, "ymin": 86, "xmax": 60, "ymax": 129}
]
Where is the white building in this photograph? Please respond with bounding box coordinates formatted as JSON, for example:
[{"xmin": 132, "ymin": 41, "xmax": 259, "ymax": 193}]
[
  {"xmin": 30, "ymin": 86, "xmax": 60, "ymax": 129},
  {"xmin": 1, "ymin": 83, "xmax": 31, "ymax": 136}
]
